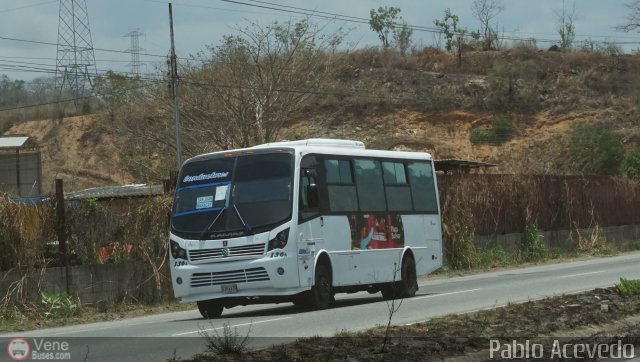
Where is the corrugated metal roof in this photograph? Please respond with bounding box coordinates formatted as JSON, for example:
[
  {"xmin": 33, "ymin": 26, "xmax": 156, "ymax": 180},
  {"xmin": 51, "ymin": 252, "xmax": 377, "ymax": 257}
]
[
  {"xmin": 434, "ymin": 159, "xmax": 497, "ymax": 173},
  {"xmin": 0, "ymin": 136, "xmax": 29, "ymax": 149},
  {"xmin": 66, "ymin": 184, "xmax": 165, "ymax": 200}
]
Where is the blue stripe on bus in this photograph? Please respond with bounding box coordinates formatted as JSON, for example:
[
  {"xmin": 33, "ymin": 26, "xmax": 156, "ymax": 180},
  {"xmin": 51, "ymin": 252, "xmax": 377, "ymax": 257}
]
[
  {"xmin": 172, "ymin": 207, "xmax": 223, "ymax": 218},
  {"xmin": 177, "ymin": 181, "xmax": 231, "ymax": 192}
]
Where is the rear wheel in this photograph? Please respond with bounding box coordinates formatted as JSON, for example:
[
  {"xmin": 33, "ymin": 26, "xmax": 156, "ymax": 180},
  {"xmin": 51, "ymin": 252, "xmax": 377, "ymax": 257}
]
[
  {"xmin": 381, "ymin": 256, "xmax": 418, "ymax": 300},
  {"xmin": 197, "ymin": 299, "xmax": 224, "ymax": 319},
  {"xmin": 399, "ymin": 256, "xmax": 418, "ymax": 298}
]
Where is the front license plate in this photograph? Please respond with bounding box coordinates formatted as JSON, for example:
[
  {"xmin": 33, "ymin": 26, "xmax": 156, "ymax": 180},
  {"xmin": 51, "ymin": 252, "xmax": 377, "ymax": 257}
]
[{"xmin": 221, "ymin": 284, "xmax": 238, "ymax": 294}]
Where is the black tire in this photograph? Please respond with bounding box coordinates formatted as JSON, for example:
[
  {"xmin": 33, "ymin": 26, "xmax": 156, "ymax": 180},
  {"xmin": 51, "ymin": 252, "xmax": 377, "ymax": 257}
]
[
  {"xmin": 380, "ymin": 283, "xmax": 396, "ymax": 300},
  {"xmin": 381, "ymin": 256, "xmax": 418, "ymax": 300},
  {"xmin": 292, "ymin": 293, "xmax": 310, "ymax": 308},
  {"xmin": 310, "ymin": 264, "xmax": 334, "ymax": 309},
  {"xmin": 399, "ymin": 256, "xmax": 418, "ymax": 298},
  {"xmin": 197, "ymin": 299, "xmax": 224, "ymax": 319}
]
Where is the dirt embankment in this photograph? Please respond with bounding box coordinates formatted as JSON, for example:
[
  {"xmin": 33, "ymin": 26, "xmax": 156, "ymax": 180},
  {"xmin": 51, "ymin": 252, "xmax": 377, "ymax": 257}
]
[
  {"xmin": 4, "ymin": 115, "xmax": 136, "ymax": 193},
  {"xmin": 181, "ymin": 286, "xmax": 640, "ymax": 361},
  {"xmin": 5, "ymin": 50, "xmax": 640, "ymax": 191}
]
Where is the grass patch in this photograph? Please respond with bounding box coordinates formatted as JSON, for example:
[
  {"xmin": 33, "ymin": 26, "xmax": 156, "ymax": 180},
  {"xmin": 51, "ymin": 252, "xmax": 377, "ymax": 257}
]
[
  {"xmin": 199, "ymin": 321, "xmax": 251, "ymax": 355},
  {"xmin": 334, "ymin": 329, "xmax": 356, "ymax": 337},
  {"xmin": 182, "ymin": 285, "xmax": 640, "ymax": 361},
  {"xmin": 0, "ymin": 300, "xmax": 195, "ymax": 333},
  {"xmin": 41, "ymin": 291, "xmax": 79, "ymax": 319},
  {"xmin": 477, "ymin": 244, "xmax": 513, "ymax": 269},
  {"xmin": 618, "ymin": 278, "xmax": 640, "ymax": 296},
  {"xmin": 470, "ymin": 115, "xmax": 514, "ymax": 145}
]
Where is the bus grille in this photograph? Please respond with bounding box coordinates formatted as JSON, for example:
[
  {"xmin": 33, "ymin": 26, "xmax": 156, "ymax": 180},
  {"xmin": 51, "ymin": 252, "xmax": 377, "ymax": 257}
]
[
  {"xmin": 190, "ymin": 267, "xmax": 270, "ymax": 288},
  {"xmin": 189, "ymin": 243, "xmax": 266, "ymax": 262}
]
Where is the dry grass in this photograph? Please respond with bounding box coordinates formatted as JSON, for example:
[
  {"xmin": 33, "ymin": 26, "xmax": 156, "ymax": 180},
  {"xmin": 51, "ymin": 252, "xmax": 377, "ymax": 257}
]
[{"xmin": 179, "ymin": 286, "xmax": 640, "ymax": 361}]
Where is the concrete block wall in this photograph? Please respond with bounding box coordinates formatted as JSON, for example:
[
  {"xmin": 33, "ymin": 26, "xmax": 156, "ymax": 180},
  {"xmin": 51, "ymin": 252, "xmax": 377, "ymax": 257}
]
[
  {"xmin": 1, "ymin": 263, "xmax": 171, "ymax": 305},
  {"xmin": 475, "ymin": 224, "xmax": 640, "ymax": 253}
]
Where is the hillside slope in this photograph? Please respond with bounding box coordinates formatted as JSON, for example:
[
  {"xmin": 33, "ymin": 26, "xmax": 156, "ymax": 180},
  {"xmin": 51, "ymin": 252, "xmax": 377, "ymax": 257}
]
[
  {"xmin": 3, "ymin": 48, "xmax": 640, "ymax": 191},
  {"xmin": 4, "ymin": 115, "xmax": 136, "ymax": 193}
]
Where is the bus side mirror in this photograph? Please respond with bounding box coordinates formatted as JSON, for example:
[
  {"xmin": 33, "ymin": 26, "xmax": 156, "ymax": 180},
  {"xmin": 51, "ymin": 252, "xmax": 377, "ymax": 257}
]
[{"xmin": 307, "ymin": 184, "xmax": 319, "ymax": 209}]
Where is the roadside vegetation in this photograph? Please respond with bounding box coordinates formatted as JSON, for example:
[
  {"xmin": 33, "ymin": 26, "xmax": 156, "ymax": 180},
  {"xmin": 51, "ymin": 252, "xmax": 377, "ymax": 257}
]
[
  {"xmin": 1, "ymin": 174, "xmax": 639, "ymax": 332},
  {"xmin": 0, "ymin": 296, "xmax": 194, "ymax": 332},
  {"xmin": 2, "ymin": 0, "xmax": 640, "ymax": 344},
  {"xmin": 172, "ymin": 281, "xmax": 640, "ymax": 361}
]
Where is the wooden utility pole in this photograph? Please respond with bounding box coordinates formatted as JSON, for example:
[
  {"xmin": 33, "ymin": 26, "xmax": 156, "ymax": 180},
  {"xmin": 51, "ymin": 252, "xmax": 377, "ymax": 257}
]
[
  {"xmin": 169, "ymin": 3, "xmax": 183, "ymax": 171},
  {"xmin": 55, "ymin": 178, "xmax": 70, "ymax": 294},
  {"xmin": 55, "ymin": 179, "xmax": 67, "ymax": 267},
  {"xmin": 15, "ymin": 149, "xmax": 21, "ymax": 196}
]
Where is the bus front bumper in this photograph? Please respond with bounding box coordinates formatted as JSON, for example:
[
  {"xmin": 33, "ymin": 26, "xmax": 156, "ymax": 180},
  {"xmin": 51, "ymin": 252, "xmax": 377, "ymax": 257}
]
[{"xmin": 170, "ymin": 254, "xmax": 305, "ymax": 303}]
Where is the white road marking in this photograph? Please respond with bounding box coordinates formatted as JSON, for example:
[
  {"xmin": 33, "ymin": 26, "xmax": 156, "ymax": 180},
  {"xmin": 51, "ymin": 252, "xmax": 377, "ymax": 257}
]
[
  {"xmin": 171, "ymin": 316, "xmax": 293, "ymax": 336},
  {"xmin": 557, "ymin": 271, "xmax": 605, "ymax": 279},
  {"xmin": 412, "ymin": 288, "xmax": 482, "ymax": 300}
]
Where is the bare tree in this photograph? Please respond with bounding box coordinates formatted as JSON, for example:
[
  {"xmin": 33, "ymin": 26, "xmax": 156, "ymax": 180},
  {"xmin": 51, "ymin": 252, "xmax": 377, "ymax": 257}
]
[
  {"xmin": 616, "ymin": 0, "xmax": 640, "ymax": 32},
  {"xmin": 472, "ymin": 0, "xmax": 504, "ymax": 50},
  {"xmin": 181, "ymin": 18, "xmax": 345, "ymax": 149}
]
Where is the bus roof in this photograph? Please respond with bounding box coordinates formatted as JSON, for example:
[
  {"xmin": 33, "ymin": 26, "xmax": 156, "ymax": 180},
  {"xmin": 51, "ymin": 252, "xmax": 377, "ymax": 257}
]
[
  {"xmin": 183, "ymin": 138, "xmax": 432, "ymax": 165},
  {"xmin": 253, "ymin": 138, "xmax": 365, "ymax": 150},
  {"xmin": 252, "ymin": 138, "xmax": 433, "ymax": 161}
]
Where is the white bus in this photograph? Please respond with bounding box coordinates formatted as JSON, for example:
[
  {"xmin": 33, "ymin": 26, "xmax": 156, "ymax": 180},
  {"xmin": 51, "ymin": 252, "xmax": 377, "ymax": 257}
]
[{"xmin": 169, "ymin": 139, "xmax": 442, "ymax": 318}]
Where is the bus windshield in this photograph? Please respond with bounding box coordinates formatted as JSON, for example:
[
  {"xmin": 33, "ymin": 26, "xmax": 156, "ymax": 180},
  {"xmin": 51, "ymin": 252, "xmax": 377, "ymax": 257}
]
[{"xmin": 171, "ymin": 152, "xmax": 293, "ymax": 239}]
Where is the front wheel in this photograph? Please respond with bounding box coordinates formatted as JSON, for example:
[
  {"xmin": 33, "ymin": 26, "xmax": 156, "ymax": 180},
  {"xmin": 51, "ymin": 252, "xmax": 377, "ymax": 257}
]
[
  {"xmin": 311, "ymin": 264, "xmax": 334, "ymax": 309},
  {"xmin": 197, "ymin": 299, "xmax": 224, "ymax": 319}
]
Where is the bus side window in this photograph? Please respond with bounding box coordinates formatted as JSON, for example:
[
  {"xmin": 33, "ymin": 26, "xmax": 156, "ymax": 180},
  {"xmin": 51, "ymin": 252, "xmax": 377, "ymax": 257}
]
[
  {"xmin": 300, "ymin": 168, "xmax": 320, "ymax": 220},
  {"xmin": 407, "ymin": 162, "xmax": 438, "ymax": 213}
]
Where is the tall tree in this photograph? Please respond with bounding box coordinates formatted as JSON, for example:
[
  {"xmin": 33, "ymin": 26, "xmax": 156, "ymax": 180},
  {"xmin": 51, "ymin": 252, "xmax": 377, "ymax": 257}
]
[
  {"xmin": 616, "ymin": 1, "xmax": 640, "ymax": 32},
  {"xmin": 0, "ymin": 75, "xmax": 28, "ymax": 107},
  {"xmin": 93, "ymin": 71, "xmax": 142, "ymax": 122},
  {"xmin": 369, "ymin": 6, "xmax": 402, "ymax": 49},
  {"xmin": 393, "ymin": 22, "xmax": 413, "ymax": 55},
  {"xmin": 181, "ymin": 19, "xmax": 345, "ymax": 150},
  {"xmin": 434, "ymin": 8, "xmax": 466, "ymax": 54},
  {"xmin": 472, "ymin": 0, "xmax": 504, "ymax": 50}
]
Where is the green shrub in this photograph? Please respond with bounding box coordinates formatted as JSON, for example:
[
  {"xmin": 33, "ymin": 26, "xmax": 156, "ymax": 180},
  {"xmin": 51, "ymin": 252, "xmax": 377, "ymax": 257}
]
[
  {"xmin": 470, "ymin": 115, "xmax": 514, "ymax": 145},
  {"xmin": 617, "ymin": 278, "xmax": 640, "ymax": 296},
  {"xmin": 477, "ymin": 244, "xmax": 512, "ymax": 269},
  {"xmin": 447, "ymin": 225, "xmax": 479, "ymax": 270},
  {"xmin": 517, "ymin": 223, "xmax": 549, "ymax": 262},
  {"xmin": 620, "ymin": 148, "xmax": 640, "ymax": 177},
  {"xmin": 41, "ymin": 292, "xmax": 79, "ymax": 319},
  {"xmin": 569, "ymin": 122, "xmax": 624, "ymax": 175}
]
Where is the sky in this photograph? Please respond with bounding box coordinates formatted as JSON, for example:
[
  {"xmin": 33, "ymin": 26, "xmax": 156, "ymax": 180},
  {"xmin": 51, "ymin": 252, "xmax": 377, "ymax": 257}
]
[{"xmin": 0, "ymin": 0, "xmax": 639, "ymax": 82}]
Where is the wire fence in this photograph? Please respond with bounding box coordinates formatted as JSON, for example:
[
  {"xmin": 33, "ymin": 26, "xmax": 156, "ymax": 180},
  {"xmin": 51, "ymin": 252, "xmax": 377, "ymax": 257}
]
[
  {"xmin": 438, "ymin": 174, "xmax": 640, "ymax": 236},
  {"xmin": 1, "ymin": 175, "xmax": 639, "ymax": 271}
]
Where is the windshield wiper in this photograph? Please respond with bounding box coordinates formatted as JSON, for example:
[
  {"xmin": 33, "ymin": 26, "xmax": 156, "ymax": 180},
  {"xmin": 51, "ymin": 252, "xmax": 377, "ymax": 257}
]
[
  {"xmin": 199, "ymin": 207, "xmax": 226, "ymax": 239},
  {"xmin": 232, "ymin": 201, "xmax": 252, "ymax": 235}
]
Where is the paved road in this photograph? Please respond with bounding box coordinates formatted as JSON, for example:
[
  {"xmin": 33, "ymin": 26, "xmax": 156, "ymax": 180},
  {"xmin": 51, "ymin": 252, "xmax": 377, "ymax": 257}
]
[{"xmin": 2, "ymin": 252, "xmax": 640, "ymax": 361}]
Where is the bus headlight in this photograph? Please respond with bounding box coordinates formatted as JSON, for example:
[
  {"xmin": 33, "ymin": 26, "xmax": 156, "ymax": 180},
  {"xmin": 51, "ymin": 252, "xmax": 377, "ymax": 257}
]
[
  {"xmin": 170, "ymin": 240, "xmax": 187, "ymax": 260},
  {"xmin": 268, "ymin": 228, "xmax": 289, "ymax": 251}
]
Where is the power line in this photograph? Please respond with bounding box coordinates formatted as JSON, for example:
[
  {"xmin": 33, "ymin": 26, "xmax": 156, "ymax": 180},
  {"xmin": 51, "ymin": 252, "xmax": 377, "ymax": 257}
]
[
  {"xmin": 0, "ymin": 35, "xmax": 167, "ymax": 58},
  {"xmin": 0, "ymin": 81, "xmax": 158, "ymax": 112},
  {"xmin": 218, "ymin": 0, "xmax": 640, "ymax": 45},
  {"xmin": 0, "ymin": 0, "xmax": 57, "ymax": 13},
  {"xmin": 0, "ymin": 55, "xmax": 162, "ymax": 64}
]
